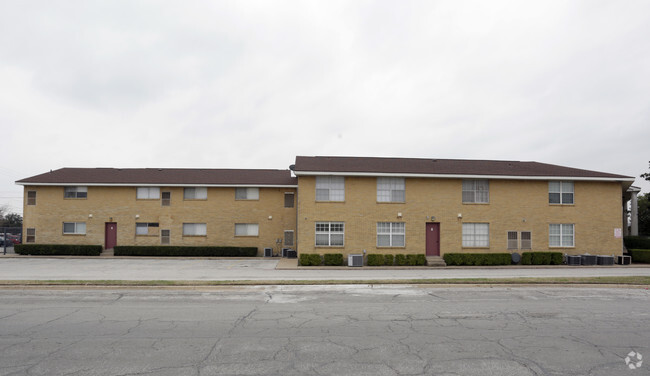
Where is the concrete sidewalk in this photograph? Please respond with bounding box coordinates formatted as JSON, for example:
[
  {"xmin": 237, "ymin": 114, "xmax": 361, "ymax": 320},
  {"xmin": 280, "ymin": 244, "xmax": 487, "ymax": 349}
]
[{"xmin": 1, "ymin": 257, "xmax": 650, "ymax": 281}]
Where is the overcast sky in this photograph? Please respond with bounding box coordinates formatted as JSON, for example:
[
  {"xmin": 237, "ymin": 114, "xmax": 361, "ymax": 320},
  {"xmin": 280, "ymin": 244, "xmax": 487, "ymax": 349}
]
[{"xmin": 1, "ymin": 0, "xmax": 649, "ymax": 215}]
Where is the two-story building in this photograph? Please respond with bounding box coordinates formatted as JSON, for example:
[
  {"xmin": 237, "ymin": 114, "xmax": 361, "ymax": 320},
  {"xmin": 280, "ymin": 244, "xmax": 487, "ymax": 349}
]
[{"xmin": 16, "ymin": 156, "xmax": 636, "ymax": 258}]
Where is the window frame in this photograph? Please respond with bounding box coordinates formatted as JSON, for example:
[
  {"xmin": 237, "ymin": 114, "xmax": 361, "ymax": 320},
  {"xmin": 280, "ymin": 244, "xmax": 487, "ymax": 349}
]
[
  {"xmin": 315, "ymin": 221, "xmax": 345, "ymax": 247},
  {"xmin": 284, "ymin": 230, "xmax": 294, "ymax": 246},
  {"xmin": 235, "ymin": 187, "xmax": 260, "ymax": 200},
  {"xmin": 521, "ymin": 231, "xmax": 532, "ymax": 250},
  {"xmin": 549, "ymin": 181, "xmax": 574, "ymax": 205},
  {"xmin": 377, "ymin": 222, "xmax": 405, "ymax": 247},
  {"xmin": 136, "ymin": 222, "xmax": 160, "ymax": 236},
  {"xmin": 234, "ymin": 223, "xmax": 259, "ymax": 237},
  {"xmin": 27, "ymin": 191, "xmax": 36, "ymax": 205},
  {"xmin": 377, "ymin": 178, "xmax": 405, "ymax": 203},
  {"xmin": 183, "ymin": 187, "xmax": 207, "ymax": 200},
  {"xmin": 462, "ymin": 223, "xmax": 490, "ymax": 248},
  {"xmin": 284, "ymin": 193, "xmax": 295, "ymax": 208},
  {"xmin": 182, "ymin": 223, "xmax": 207, "ymax": 236},
  {"xmin": 315, "ymin": 176, "xmax": 345, "ymax": 202},
  {"xmin": 26, "ymin": 228, "xmax": 36, "ymax": 243},
  {"xmin": 507, "ymin": 231, "xmax": 518, "ymax": 250},
  {"xmin": 160, "ymin": 229, "xmax": 170, "ymax": 245},
  {"xmin": 462, "ymin": 180, "xmax": 489, "ymax": 204},
  {"xmin": 137, "ymin": 187, "xmax": 160, "ymax": 200},
  {"xmin": 64, "ymin": 186, "xmax": 88, "ymax": 199},
  {"xmin": 161, "ymin": 191, "xmax": 171, "ymax": 206},
  {"xmin": 63, "ymin": 222, "xmax": 86, "ymax": 235},
  {"xmin": 549, "ymin": 224, "xmax": 574, "ymax": 247}
]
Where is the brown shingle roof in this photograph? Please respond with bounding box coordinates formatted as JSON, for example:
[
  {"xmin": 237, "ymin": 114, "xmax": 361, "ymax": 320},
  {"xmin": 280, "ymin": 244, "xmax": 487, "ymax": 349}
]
[
  {"xmin": 293, "ymin": 156, "xmax": 633, "ymax": 180},
  {"xmin": 17, "ymin": 168, "xmax": 297, "ymax": 186}
]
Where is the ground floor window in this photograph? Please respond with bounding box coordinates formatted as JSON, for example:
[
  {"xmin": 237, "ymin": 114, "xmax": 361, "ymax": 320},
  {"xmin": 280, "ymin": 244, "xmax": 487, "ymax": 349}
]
[
  {"xmin": 26, "ymin": 228, "xmax": 35, "ymax": 243},
  {"xmin": 315, "ymin": 222, "xmax": 344, "ymax": 246},
  {"xmin": 507, "ymin": 231, "xmax": 532, "ymax": 250},
  {"xmin": 183, "ymin": 223, "xmax": 206, "ymax": 236},
  {"xmin": 235, "ymin": 223, "xmax": 259, "ymax": 236},
  {"xmin": 507, "ymin": 231, "xmax": 518, "ymax": 249},
  {"xmin": 63, "ymin": 222, "xmax": 86, "ymax": 235},
  {"xmin": 377, "ymin": 222, "xmax": 405, "ymax": 247},
  {"xmin": 161, "ymin": 229, "xmax": 170, "ymax": 244},
  {"xmin": 549, "ymin": 224, "xmax": 574, "ymax": 247},
  {"xmin": 521, "ymin": 231, "xmax": 532, "ymax": 249},
  {"xmin": 136, "ymin": 222, "xmax": 159, "ymax": 235},
  {"xmin": 462, "ymin": 223, "xmax": 489, "ymax": 247}
]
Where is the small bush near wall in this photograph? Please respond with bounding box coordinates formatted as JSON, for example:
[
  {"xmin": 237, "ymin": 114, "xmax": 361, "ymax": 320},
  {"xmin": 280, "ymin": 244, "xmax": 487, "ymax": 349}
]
[
  {"xmin": 299, "ymin": 254, "xmax": 322, "ymax": 266},
  {"xmin": 383, "ymin": 254, "xmax": 394, "ymax": 266},
  {"xmin": 415, "ymin": 254, "xmax": 427, "ymax": 266},
  {"xmin": 395, "ymin": 254, "xmax": 407, "ymax": 266},
  {"xmin": 14, "ymin": 244, "xmax": 102, "ymax": 256},
  {"xmin": 443, "ymin": 253, "xmax": 511, "ymax": 266},
  {"xmin": 624, "ymin": 236, "xmax": 650, "ymax": 250},
  {"xmin": 323, "ymin": 253, "xmax": 344, "ymax": 266},
  {"xmin": 367, "ymin": 254, "xmax": 384, "ymax": 266},
  {"xmin": 629, "ymin": 249, "xmax": 650, "ymax": 263},
  {"xmin": 521, "ymin": 252, "xmax": 563, "ymax": 265},
  {"xmin": 113, "ymin": 246, "xmax": 257, "ymax": 257}
]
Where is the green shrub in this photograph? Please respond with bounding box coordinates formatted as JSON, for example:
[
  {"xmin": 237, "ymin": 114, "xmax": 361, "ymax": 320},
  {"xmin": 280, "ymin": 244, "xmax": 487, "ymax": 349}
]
[
  {"xmin": 624, "ymin": 236, "xmax": 650, "ymax": 250},
  {"xmin": 113, "ymin": 246, "xmax": 257, "ymax": 257},
  {"xmin": 521, "ymin": 252, "xmax": 564, "ymax": 265},
  {"xmin": 443, "ymin": 253, "xmax": 511, "ymax": 266},
  {"xmin": 323, "ymin": 253, "xmax": 344, "ymax": 266},
  {"xmin": 395, "ymin": 254, "xmax": 407, "ymax": 266},
  {"xmin": 629, "ymin": 249, "xmax": 650, "ymax": 263},
  {"xmin": 383, "ymin": 254, "xmax": 394, "ymax": 266},
  {"xmin": 299, "ymin": 253, "xmax": 322, "ymax": 266},
  {"xmin": 405, "ymin": 254, "xmax": 418, "ymax": 266},
  {"xmin": 14, "ymin": 244, "xmax": 102, "ymax": 256},
  {"xmin": 415, "ymin": 254, "xmax": 427, "ymax": 266},
  {"xmin": 367, "ymin": 254, "xmax": 384, "ymax": 266}
]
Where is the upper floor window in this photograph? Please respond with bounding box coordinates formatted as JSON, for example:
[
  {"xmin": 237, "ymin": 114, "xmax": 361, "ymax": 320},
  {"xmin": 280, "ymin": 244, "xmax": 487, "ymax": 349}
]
[
  {"xmin": 63, "ymin": 222, "xmax": 86, "ymax": 235},
  {"xmin": 377, "ymin": 178, "xmax": 405, "ymax": 202},
  {"xmin": 549, "ymin": 224, "xmax": 574, "ymax": 247},
  {"xmin": 284, "ymin": 193, "xmax": 295, "ymax": 208},
  {"xmin": 137, "ymin": 187, "xmax": 160, "ymax": 200},
  {"xmin": 549, "ymin": 181, "xmax": 573, "ymax": 204},
  {"xmin": 27, "ymin": 191, "xmax": 36, "ymax": 205},
  {"xmin": 184, "ymin": 187, "xmax": 207, "ymax": 200},
  {"xmin": 235, "ymin": 188, "xmax": 259, "ymax": 200},
  {"xmin": 161, "ymin": 191, "xmax": 171, "ymax": 206},
  {"xmin": 462, "ymin": 223, "xmax": 489, "ymax": 247},
  {"xmin": 316, "ymin": 176, "xmax": 344, "ymax": 201},
  {"xmin": 315, "ymin": 221, "xmax": 344, "ymax": 246},
  {"xmin": 377, "ymin": 222, "xmax": 405, "ymax": 247},
  {"xmin": 64, "ymin": 186, "xmax": 87, "ymax": 199},
  {"xmin": 462, "ymin": 180, "xmax": 489, "ymax": 203}
]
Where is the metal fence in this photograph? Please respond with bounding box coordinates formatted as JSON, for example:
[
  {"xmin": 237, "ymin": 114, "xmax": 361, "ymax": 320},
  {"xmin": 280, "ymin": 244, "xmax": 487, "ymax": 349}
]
[{"xmin": 1, "ymin": 227, "xmax": 22, "ymax": 255}]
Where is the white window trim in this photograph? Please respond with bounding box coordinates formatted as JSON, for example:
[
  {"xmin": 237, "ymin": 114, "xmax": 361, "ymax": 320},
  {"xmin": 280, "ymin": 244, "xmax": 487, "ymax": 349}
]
[
  {"xmin": 235, "ymin": 223, "xmax": 259, "ymax": 237},
  {"xmin": 462, "ymin": 223, "xmax": 490, "ymax": 248},
  {"xmin": 315, "ymin": 221, "xmax": 345, "ymax": 247},
  {"xmin": 377, "ymin": 222, "xmax": 405, "ymax": 247},
  {"xmin": 549, "ymin": 181, "xmax": 574, "ymax": 205},
  {"xmin": 182, "ymin": 223, "xmax": 207, "ymax": 236},
  {"xmin": 64, "ymin": 186, "xmax": 88, "ymax": 199},
  {"xmin": 184, "ymin": 187, "xmax": 207, "ymax": 200},
  {"xmin": 137, "ymin": 187, "xmax": 160, "ymax": 200},
  {"xmin": 521, "ymin": 231, "xmax": 532, "ymax": 250},
  {"xmin": 136, "ymin": 222, "xmax": 159, "ymax": 236},
  {"xmin": 377, "ymin": 178, "xmax": 405, "ymax": 203},
  {"xmin": 63, "ymin": 222, "xmax": 86, "ymax": 235},
  {"xmin": 235, "ymin": 187, "xmax": 260, "ymax": 200},
  {"xmin": 27, "ymin": 191, "xmax": 36, "ymax": 205},
  {"xmin": 507, "ymin": 231, "xmax": 518, "ymax": 250},
  {"xmin": 462, "ymin": 180, "xmax": 489, "ymax": 204},
  {"xmin": 549, "ymin": 224, "xmax": 575, "ymax": 247},
  {"xmin": 315, "ymin": 176, "xmax": 345, "ymax": 202},
  {"xmin": 284, "ymin": 230, "xmax": 295, "ymax": 246}
]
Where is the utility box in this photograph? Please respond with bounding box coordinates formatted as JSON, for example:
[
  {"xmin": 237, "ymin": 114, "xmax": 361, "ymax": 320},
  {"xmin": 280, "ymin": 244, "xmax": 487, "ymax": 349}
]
[
  {"xmin": 348, "ymin": 254, "xmax": 363, "ymax": 267},
  {"xmin": 617, "ymin": 255, "xmax": 631, "ymax": 265}
]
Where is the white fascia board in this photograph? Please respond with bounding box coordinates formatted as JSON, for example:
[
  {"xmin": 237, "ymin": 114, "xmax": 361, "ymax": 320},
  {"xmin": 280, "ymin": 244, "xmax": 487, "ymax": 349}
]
[
  {"xmin": 16, "ymin": 182, "xmax": 298, "ymax": 188},
  {"xmin": 293, "ymin": 171, "xmax": 635, "ymax": 183}
]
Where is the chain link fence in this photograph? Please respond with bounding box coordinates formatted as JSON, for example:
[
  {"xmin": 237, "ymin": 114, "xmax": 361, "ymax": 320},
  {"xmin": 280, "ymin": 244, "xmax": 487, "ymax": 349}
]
[{"xmin": 1, "ymin": 227, "xmax": 22, "ymax": 255}]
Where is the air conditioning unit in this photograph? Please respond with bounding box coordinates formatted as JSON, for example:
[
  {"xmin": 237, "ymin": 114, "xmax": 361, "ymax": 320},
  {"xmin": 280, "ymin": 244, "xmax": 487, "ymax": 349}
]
[
  {"xmin": 597, "ymin": 255, "xmax": 614, "ymax": 265},
  {"xmin": 264, "ymin": 248, "xmax": 273, "ymax": 257},
  {"xmin": 287, "ymin": 250, "xmax": 297, "ymax": 258},
  {"xmin": 282, "ymin": 248, "xmax": 291, "ymax": 258},
  {"xmin": 348, "ymin": 254, "xmax": 363, "ymax": 267},
  {"xmin": 581, "ymin": 254, "xmax": 597, "ymax": 266},
  {"xmin": 566, "ymin": 255, "xmax": 581, "ymax": 265},
  {"xmin": 617, "ymin": 255, "xmax": 631, "ymax": 265}
]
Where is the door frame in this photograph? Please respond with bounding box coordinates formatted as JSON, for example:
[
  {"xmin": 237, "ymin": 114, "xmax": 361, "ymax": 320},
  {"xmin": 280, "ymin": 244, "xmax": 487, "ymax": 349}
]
[
  {"xmin": 425, "ymin": 222, "xmax": 440, "ymax": 256},
  {"xmin": 104, "ymin": 222, "xmax": 117, "ymax": 249}
]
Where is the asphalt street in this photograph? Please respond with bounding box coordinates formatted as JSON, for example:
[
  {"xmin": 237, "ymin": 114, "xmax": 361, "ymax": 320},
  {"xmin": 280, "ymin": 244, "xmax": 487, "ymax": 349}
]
[
  {"xmin": 0, "ymin": 285, "xmax": 648, "ymax": 376},
  {"xmin": 1, "ymin": 258, "xmax": 650, "ymax": 281}
]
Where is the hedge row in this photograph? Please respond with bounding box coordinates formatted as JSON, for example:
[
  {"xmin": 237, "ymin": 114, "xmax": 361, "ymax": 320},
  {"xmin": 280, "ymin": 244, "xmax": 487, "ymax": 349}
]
[
  {"xmin": 14, "ymin": 244, "xmax": 102, "ymax": 256},
  {"xmin": 367, "ymin": 254, "xmax": 427, "ymax": 266},
  {"xmin": 628, "ymin": 249, "xmax": 650, "ymax": 263},
  {"xmin": 443, "ymin": 253, "xmax": 511, "ymax": 266},
  {"xmin": 521, "ymin": 252, "xmax": 563, "ymax": 265},
  {"xmin": 624, "ymin": 236, "xmax": 650, "ymax": 250},
  {"xmin": 113, "ymin": 246, "xmax": 257, "ymax": 257},
  {"xmin": 299, "ymin": 253, "xmax": 324, "ymax": 266}
]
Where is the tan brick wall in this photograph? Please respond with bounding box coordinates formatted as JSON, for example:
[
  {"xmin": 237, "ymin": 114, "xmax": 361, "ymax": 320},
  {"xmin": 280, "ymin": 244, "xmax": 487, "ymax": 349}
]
[
  {"xmin": 297, "ymin": 176, "xmax": 624, "ymax": 257},
  {"xmin": 23, "ymin": 185, "xmax": 297, "ymax": 256}
]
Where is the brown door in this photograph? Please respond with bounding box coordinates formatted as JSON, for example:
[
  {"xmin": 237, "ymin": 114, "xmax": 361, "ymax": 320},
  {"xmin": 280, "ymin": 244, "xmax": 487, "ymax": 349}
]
[
  {"xmin": 425, "ymin": 223, "xmax": 440, "ymax": 256},
  {"xmin": 105, "ymin": 222, "xmax": 117, "ymax": 249}
]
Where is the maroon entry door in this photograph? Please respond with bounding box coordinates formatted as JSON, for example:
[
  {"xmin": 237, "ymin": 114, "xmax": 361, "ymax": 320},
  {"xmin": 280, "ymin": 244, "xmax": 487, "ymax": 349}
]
[
  {"xmin": 105, "ymin": 222, "xmax": 117, "ymax": 249},
  {"xmin": 425, "ymin": 223, "xmax": 440, "ymax": 256}
]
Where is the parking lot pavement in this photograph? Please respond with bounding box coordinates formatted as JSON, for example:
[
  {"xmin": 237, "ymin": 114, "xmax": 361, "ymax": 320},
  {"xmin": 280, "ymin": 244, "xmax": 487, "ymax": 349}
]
[
  {"xmin": 0, "ymin": 257, "xmax": 650, "ymax": 281},
  {"xmin": 1, "ymin": 285, "xmax": 648, "ymax": 375}
]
